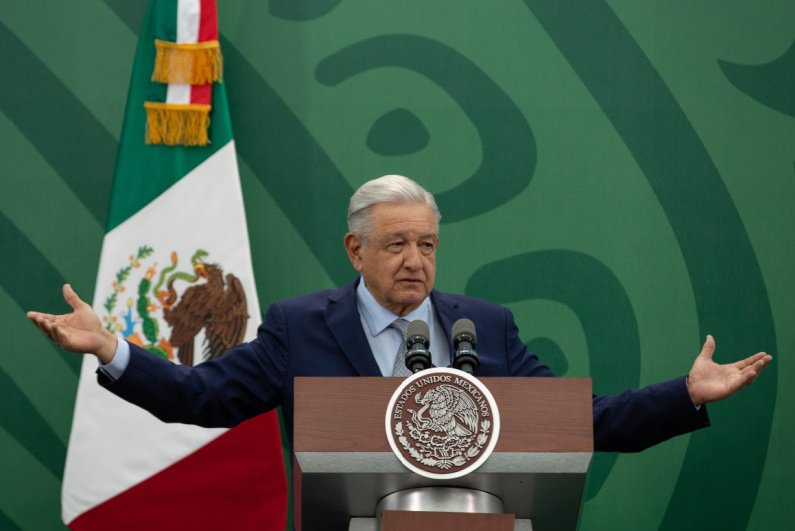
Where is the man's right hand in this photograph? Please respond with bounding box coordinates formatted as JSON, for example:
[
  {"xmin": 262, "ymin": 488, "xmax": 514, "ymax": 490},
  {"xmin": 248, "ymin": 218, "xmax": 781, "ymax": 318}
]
[{"xmin": 27, "ymin": 284, "xmax": 118, "ymax": 364}]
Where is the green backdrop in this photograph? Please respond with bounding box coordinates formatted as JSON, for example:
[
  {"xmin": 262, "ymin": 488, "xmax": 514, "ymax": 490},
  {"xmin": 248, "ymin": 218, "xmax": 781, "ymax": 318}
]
[{"xmin": 1, "ymin": 1, "xmax": 792, "ymax": 529}]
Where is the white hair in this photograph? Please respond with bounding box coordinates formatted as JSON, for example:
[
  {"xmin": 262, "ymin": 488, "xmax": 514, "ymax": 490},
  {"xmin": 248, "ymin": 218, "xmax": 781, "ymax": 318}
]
[{"xmin": 347, "ymin": 175, "xmax": 441, "ymax": 243}]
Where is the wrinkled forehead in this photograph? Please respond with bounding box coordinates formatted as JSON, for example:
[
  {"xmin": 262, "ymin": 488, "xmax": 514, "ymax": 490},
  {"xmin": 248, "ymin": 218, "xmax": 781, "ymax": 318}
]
[{"xmin": 369, "ymin": 201, "xmax": 439, "ymax": 231}]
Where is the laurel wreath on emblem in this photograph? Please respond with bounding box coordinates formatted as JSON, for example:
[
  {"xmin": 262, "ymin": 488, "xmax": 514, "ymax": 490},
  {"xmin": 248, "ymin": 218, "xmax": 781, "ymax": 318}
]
[
  {"xmin": 394, "ymin": 420, "xmax": 491, "ymax": 469},
  {"xmin": 393, "ymin": 384, "xmax": 492, "ymax": 470}
]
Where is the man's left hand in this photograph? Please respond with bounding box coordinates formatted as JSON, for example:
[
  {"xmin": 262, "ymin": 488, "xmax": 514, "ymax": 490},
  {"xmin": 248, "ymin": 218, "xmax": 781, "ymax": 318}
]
[{"xmin": 686, "ymin": 335, "xmax": 772, "ymax": 406}]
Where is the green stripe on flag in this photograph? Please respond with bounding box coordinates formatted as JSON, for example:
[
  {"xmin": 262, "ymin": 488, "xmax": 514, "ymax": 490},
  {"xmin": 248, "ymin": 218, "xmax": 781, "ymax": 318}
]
[{"xmin": 152, "ymin": 0, "xmax": 178, "ymax": 42}]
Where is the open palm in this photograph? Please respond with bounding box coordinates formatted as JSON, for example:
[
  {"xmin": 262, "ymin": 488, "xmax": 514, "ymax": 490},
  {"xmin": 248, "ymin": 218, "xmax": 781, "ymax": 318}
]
[
  {"xmin": 27, "ymin": 284, "xmax": 117, "ymax": 362},
  {"xmin": 687, "ymin": 335, "xmax": 772, "ymax": 406}
]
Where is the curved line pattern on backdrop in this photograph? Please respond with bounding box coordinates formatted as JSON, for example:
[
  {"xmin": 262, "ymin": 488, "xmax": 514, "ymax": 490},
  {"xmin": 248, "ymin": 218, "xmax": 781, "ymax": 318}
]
[
  {"xmin": 0, "ymin": 21, "xmax": 114, "ymax": 227},
  {"xmin": 719, "ymin": 38, "xmax": 795, "ymax": 118},
  {"xmin": 315, "ymin": 34, "xmax": 537, "ymax": 223},
  {"xmin": 467, "ymin": 250, "xmax": 640, "ymax": 498},
  {"xmin": 221, "ymin": 37, "xmax": 356, "ymax": 287},
  {"xmin": 366, "ymin": 108, "xmax": 431, "ymax": 156},
  {"xmin": 269, "ymin": 0, "xmax": 342, "ymax": 21},
  {"xmin": 515, "ymin": 2, "xmax": 777, "ymax": 529}
]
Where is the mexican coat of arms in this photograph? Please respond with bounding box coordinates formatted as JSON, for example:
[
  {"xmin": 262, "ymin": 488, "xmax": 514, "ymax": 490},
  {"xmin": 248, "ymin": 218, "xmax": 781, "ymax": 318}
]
[
  {"xmin": 385, "ymin": 368, "xmax": 500, "ymax": 479},
  {"xmin": 101, "ymin": 246, "xmax": 248, "ymax": 367}
]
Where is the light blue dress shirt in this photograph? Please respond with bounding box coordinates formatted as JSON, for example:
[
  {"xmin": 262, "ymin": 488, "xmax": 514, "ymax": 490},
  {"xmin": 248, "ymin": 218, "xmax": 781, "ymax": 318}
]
[
  {"xmin": 355, "ymin": 278, "xmax": 450, "ymax": 375},
  {"xmin": 100, "ymin": 333, "xmax": 129, "ymax": 380}
]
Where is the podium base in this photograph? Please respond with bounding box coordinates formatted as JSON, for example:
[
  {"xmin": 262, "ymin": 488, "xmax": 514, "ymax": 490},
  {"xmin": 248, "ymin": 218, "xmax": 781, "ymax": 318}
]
[
  {"xmin": 361, "ymin": 487, "xmax": 531, "ymax": 530},
  {"xmin": 376, "ymin": 487, "xmax": 504, "ymax": 515},
  {"xmin": 350, "ymin": 517, "xmax": 533, "ymax": 530}
]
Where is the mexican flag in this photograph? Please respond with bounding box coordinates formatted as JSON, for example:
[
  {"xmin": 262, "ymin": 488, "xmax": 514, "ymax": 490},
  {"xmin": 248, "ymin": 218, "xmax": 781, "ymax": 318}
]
[{"xmin": 61, "ymin": 0, "xmax": 288, "ymax": 528}]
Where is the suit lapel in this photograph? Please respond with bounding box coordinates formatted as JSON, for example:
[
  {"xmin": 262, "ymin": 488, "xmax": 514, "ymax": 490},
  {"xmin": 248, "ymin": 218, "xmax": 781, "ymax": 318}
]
[
  {"xmin": 323, "ymin": 279, "xmax": 383, "ymax": 376},
  {"xmin": 430, "ymin": 290, "xmax": 465, "ymax": 360}
]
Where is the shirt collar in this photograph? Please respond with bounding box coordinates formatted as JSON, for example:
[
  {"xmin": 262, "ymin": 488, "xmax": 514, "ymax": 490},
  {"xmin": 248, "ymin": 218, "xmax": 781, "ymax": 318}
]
[{"xmin": 356, "ymin": 277, "xmax": 433, "ymax": 336}]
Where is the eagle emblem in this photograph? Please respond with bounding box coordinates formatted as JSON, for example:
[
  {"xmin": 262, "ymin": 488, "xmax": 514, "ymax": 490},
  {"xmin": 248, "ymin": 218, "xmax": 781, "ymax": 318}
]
[
  {"xmin": 101, "ymin": 246, "xmax": 248, "ymax": 366},
  {"xmin": 409, "ymin": 385, "xmax": 479, "ymax": 438},
  {"xmin": 386, "ymin": 368, "xmax": 500, "ymax": 479}
]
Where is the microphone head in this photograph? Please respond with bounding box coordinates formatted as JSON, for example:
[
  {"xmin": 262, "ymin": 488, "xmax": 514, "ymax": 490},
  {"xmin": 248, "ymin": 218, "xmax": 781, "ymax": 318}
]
[
  {"xmin": 405, "ymin": 319, "xmax": 432, "ymax": 373},
  {"xmin": 407, "ymin": 319, "xmax": 430, "ymax": 341},
  {"xmin": 452, "ymin": 318, "xmax": 476, "ymax": 348}
]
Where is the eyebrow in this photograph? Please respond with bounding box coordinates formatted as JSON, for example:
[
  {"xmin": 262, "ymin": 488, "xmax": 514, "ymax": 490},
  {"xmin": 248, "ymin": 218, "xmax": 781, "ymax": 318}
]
[{"xmin": 385, "ymin": 232, "xmax": 438, "ymax": 240}]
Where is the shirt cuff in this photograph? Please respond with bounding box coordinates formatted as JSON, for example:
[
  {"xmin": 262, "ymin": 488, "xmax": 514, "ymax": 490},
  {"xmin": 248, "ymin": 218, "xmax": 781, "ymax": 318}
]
[{"xmin": 97, "ymin": 338, "xmax": 130, "ymax": 381}]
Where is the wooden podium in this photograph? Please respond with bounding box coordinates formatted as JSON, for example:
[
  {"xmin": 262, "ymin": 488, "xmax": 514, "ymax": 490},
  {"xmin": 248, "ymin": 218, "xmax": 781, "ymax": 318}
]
[{"xmin": 293, "ymin": 377, "xmax": 593, "ymax": 531}]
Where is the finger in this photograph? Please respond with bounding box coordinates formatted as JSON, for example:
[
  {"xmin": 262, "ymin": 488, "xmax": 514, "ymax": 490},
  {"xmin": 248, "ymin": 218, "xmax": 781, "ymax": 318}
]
[
  {"xmin": 29, "ymin": 317, "xmax": 50, "ymax": 338},
  {"xmin": 734, "ymin": 352, "xmax": 769, "ymax": 369},
  {"xmin": 28, "ymin": 311, "xmax": 46, "ymax": 327},
  {"xmin": 748, "ymin": 355, "xmax": 772, "ymax": 374},
  {"xmin": 63, "ymin": 284, "xmax": 84, "ymax": 311},
  {"xmin": 30, "ymin": 314, "xmax": 56, "ymax": 340},
  {"xmin": 27, "ymin": 311, "xmax": 47, "ymax": 323},
  {"xmin": 50, "ymin": 325, "xmax": 66, "ymax": 347},
  {"xmin": 699, "ymin": 334, "xmax": 716, "ymax": 360},
  {"xmin": 739, "ymin": 365, "xmax": 764, "ymax": 388},
  {"xmin": 737, "ymin": 357, "xmax": 771, "ymax": 386}
]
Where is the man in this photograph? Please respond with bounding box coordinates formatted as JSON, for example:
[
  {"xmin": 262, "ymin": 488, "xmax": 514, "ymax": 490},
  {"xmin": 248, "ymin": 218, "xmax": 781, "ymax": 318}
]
[{"xmin": 28, "ymin": 175, "xmax": 771, "ymax": 452}]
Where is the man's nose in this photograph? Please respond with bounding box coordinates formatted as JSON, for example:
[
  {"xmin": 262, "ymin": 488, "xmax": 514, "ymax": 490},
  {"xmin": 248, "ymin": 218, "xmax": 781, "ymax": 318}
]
[{"xmin": 402, "ymin": 244, "xmax": 423, "ymax": 269}]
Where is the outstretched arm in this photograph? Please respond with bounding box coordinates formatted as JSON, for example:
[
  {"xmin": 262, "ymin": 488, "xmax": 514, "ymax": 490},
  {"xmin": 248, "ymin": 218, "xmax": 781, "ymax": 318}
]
[
  {"xmin": 686, "ymin": 335, "xmax": 771, "ymax": 406},
  {"xmin": 27, "ymin": 284, "xmax": 118, "ymax": 364}
]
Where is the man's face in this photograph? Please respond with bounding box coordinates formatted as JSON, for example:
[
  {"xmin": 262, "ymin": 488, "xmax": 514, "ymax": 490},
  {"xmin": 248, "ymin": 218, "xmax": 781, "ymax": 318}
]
[{"xmin": 344, "ymin": 202, "xmax": 438, "ymax": 317}]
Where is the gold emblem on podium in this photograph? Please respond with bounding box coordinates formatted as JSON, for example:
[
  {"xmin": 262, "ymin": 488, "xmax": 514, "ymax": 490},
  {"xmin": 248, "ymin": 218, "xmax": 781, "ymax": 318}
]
[{"xmin": 385, "ymin": 368, "xmax": 500, "ymax": 479}]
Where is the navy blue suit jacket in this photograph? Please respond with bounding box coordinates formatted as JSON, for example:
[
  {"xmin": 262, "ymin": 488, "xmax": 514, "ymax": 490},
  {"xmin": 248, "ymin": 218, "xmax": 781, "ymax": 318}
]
[{"xmin": 101, "ymin": 278, "xmax": 709, "ymax": 452}]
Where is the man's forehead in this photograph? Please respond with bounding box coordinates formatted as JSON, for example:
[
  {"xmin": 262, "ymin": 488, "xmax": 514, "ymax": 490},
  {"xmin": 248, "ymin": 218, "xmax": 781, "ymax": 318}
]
[{"xmin": 371, "ymin": 202, "xmax": 436, "ymax": 224}]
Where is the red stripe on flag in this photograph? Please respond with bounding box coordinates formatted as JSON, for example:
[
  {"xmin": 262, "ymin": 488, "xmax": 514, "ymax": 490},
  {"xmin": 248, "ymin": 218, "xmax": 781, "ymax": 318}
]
[
  {"xmin": 190, "ymin": 83, "xmax": 213, "ymax": 106},
  {"xmin": 68, "ymin": 412, "xmax": 287, "ymax": 531},
  {"xmin": 199, "ymin": 0, "xmax": 218, "ymax": 41}
]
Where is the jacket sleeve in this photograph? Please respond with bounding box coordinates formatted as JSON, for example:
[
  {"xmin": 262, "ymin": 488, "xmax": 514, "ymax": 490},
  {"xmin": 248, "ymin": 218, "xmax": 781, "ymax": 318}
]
[
  {"xmin": 501, "ymin": 307, "xmax": 710, "ymax": 452},
  {"xmin": 97, "ymin": 301, "xmax": 292, "ymax": 428},
  {"xmin": 592, "ymin": 376, "xmax": 710, "ymax": 452}
]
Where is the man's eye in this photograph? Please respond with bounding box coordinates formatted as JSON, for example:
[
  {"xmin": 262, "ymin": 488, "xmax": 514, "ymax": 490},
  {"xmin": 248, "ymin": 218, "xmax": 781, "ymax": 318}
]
[{"xmin": 388, "ymin": 243, "xmax": 403, "ymax": 251}]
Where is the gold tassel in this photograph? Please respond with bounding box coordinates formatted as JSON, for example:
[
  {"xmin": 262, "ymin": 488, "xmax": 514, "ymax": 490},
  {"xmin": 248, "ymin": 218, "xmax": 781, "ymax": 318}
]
[
  {"xmin": 144, "ymin": 102, "xmax": 211, "ymax": 146},
  {"xmin": 152, "ymin": 39, "xmax": 223, "ymax": 85}
]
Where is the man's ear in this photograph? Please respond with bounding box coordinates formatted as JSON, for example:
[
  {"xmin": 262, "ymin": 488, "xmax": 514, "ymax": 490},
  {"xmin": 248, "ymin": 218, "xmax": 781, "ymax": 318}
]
[{"xmin": 344, "ymin": 232, "xmax": 364, "ymax": 272}]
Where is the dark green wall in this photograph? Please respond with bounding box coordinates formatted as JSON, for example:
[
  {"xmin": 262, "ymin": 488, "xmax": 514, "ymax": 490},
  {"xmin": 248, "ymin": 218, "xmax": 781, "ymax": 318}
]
[{"xmin": 1, "ymin": 1, "xmax": 792, "ymax": 529}]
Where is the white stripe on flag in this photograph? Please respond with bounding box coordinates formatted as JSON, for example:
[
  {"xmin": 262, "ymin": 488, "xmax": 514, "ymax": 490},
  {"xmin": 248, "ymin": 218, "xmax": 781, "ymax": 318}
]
[
  {"xmin": 166, "ymin": 83, "xmax": 192, "ymax": 104},
  {"xmin": 177, "ymin": 0, "xmax": 200, "ymax": 43}
]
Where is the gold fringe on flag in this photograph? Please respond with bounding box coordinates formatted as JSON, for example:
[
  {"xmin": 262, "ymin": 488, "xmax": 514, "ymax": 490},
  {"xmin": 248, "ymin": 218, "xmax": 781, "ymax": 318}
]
[
  {"xmin": 152, "ymin": 39, "xmax": 223, "ymax": 85},
  {"xmin": 144, "ymin": 102, "xmax": 211, "ymax": 146}
]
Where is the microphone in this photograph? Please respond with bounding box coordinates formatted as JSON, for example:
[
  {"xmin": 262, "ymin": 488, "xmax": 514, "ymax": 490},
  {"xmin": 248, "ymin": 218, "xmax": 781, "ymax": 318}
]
[
  {"xmin": 452, "ymin": 318, "xmax": 479, "ymax": 374},
  {"xmin": 405, "ymin": 320, "xmax": 433, "ymax": 374}
]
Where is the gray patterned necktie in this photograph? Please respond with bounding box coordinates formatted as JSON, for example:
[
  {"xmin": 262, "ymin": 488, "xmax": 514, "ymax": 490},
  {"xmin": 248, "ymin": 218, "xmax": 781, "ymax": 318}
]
[{"xmin": 390, "ymin": 318, "xmax": 412, "ymax": 377}]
